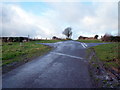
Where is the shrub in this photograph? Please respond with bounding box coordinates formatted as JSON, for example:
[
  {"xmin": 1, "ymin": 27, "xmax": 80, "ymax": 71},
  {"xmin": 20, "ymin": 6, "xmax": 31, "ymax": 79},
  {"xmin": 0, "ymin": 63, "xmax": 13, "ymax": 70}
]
[{"xmin": 102, "ymin": 34, "xmax": 120, "ymax": 42}]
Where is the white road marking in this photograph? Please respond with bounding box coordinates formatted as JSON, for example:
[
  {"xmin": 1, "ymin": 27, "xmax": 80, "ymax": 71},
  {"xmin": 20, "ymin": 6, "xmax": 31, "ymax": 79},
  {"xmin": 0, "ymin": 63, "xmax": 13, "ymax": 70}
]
[
  {"xmin": 81, "ymin": 43, "xmax": 86, "ymax": 48},
  {"xmin": 83, "ymin": 43, "xmax": 87, "ymax": 47},
  {"xmin": 50, "ymin": 52, "xmax": 83, "ymax": 60}
]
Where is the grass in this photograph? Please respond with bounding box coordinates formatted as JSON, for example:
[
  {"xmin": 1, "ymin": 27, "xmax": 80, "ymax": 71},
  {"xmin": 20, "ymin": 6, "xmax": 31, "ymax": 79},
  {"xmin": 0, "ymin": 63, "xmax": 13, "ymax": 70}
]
[
  {"xmin": 36, "ymin": 40, "xmax": 66, "ymax": 43},
  {"xmin": 2, "ymin": 40, "xmax": 64, "ymax": 66},
  {"xmin": 77, "ymin": 39, "xmax": 106, "ymax": 43},
  {"xmin": 91, "ymin": 42, "xmax": 120, "ymax": 69}
]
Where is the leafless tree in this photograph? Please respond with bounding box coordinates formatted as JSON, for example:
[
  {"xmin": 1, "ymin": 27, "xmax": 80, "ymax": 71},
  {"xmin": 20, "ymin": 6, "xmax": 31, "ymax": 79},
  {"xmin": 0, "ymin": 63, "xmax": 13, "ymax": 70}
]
[{"xmin": 62, "ymin": 27, "xmax": 72, "ymax": 39}]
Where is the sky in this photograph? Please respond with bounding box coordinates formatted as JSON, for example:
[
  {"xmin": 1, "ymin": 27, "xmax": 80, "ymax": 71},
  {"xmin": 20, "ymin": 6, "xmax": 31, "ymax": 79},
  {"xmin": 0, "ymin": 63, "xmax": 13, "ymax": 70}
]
[{"xmin": 1, "ymin": 0, "xmax": 118, "ymax": 40}]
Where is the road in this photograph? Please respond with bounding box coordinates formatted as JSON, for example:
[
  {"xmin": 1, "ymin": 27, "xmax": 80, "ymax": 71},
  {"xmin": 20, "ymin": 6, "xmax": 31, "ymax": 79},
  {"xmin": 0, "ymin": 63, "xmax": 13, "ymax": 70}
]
[{"xmin": 2, "ymin": 40, "xmax": 107, "ymax": 88}]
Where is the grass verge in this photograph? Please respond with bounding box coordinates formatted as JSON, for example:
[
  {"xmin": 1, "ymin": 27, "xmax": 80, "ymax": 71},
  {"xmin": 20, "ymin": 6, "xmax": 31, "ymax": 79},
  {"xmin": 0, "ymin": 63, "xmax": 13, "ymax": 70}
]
[
  {"xmin": 87, "ymin": 42, "xmax": 120, "ymax": 88},
  {"xmin": 89, "ymin": 42, "xmax": 120, "ymax": 71},
  {"xmin": 36, "ymin": 40, "xmax": 66, "ymax": 43},
  {"xmin": 2, "ymin": 41, "xmax": 53, "ymax": 66}
]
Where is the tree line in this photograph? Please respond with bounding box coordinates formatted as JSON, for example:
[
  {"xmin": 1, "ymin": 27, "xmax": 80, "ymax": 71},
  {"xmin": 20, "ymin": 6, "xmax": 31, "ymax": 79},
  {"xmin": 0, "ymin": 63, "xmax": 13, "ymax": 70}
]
[
  {"xmin": 1, "ymin": 27, "xmax": 120, "ymax": 42},
  {"xmin": 62, "ymin": 27, "xmax": 120, "ymax": 42}
]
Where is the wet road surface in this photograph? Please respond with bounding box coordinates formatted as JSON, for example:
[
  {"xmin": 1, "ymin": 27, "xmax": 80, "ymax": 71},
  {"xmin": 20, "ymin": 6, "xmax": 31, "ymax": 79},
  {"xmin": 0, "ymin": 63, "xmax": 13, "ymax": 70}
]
[{"xmin": 2, "ymin": 40, "xmax": 108, "ymax": 88}]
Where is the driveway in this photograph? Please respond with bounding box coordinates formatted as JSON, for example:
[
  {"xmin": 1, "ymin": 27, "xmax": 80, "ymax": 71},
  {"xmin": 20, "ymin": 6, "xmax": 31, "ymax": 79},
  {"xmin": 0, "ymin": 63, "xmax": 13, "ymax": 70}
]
[{"xmin": 2, "ymin": 40, "xmax": 107, "ymax": 88}]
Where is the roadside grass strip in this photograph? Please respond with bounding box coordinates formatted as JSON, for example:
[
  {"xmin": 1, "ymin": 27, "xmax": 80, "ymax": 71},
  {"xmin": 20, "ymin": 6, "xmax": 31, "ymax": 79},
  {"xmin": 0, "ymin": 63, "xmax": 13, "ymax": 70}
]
[
  {"xmin": 91, "ymin": 43, "xmax": 120, "ymax": 69},
  {"xmin": 2, "ymin": 41, "xmax": 52, "ymax": 66}
]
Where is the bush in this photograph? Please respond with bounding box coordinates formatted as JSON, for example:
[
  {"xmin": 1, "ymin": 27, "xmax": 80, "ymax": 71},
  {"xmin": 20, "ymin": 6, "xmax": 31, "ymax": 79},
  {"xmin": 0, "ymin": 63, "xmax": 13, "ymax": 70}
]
[{"xmin": 102, "ymin": 34, "xmax": 120, "ymax": 42}]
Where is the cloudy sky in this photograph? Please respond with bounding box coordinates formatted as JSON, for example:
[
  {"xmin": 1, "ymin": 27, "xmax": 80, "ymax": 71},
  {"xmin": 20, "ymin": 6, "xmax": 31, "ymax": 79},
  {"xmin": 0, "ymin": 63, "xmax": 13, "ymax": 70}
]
[{"xmin": 1, "ymin": 0, "xmax": 118, "ymax": 39}]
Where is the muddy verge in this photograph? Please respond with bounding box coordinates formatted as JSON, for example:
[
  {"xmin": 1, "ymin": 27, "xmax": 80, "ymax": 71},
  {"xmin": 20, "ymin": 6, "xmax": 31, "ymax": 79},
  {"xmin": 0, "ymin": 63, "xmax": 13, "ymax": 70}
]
[{"xmin": 87, "ymin": 48, "xmax": 120, "ymax": 88}]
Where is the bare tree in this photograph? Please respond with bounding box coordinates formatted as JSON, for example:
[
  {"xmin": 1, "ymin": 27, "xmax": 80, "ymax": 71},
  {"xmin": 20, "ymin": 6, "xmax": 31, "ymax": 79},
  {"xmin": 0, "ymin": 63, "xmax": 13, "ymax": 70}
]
[{"xmin": 62, "ymin": 27, "xmax": 72, "ymax": 39}]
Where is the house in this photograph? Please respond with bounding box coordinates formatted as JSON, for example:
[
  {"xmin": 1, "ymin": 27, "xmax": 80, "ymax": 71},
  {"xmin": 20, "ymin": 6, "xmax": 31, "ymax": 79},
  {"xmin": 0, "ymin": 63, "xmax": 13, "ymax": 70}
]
[{"xmin": 78, "ymin": 36, "xmax": 95, "ymax": 40}]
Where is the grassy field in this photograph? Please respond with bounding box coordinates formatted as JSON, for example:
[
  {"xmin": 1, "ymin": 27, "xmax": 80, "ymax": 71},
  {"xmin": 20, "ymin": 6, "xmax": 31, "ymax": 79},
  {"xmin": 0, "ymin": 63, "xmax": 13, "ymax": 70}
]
[
  {"xmin": 2, "ymin": 40, "xmax": 64, "ymax": 66},
  {"xmin": 77, "ymin": 39, "xmax": 106, "ymax": 43},
  {"xmin": 91, "ymin": 42, "xmax": 120, "ymax": 69},
  {"xmin": 35, "ymin": 40, "xmax": 66, "ymax": 43}
]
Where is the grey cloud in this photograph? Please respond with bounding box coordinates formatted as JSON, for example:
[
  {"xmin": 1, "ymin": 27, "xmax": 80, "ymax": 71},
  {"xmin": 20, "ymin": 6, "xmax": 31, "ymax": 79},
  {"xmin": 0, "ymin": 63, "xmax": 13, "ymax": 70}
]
[{"xmin": 1, "ymin": 2, "xmax": 118, "ymax": 39}]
